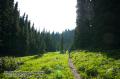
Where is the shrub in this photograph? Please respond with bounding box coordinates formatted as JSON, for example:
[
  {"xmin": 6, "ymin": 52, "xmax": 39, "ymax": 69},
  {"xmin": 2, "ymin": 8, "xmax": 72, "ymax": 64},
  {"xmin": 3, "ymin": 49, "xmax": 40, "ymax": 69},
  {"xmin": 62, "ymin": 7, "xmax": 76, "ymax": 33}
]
[
  {"xmin": 55, "ymin": 70, "xmax": 63, "ymax": 79},
  {"xmin": 78, "ymin": 65, "xmax": 86, "ymax": 72},
  {"xmin": 41, "ymin": 66, "xmax": 53, "ymax": 74},
  {"xmin": 0, "ymin": 57, "xmax": 22, "ymax": 73},
  {"xmin": 86, "ymin": 66, "xmax": 98, "ymax": 77}
]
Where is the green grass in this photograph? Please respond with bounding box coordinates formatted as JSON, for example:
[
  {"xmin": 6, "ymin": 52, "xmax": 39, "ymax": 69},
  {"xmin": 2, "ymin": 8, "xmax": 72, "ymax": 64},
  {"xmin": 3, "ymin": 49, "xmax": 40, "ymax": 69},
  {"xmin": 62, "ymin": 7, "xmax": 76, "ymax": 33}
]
[
  {"xmin": 71, "ymin": 51, "xmax": 120, "ymax": 79},
  {"xmin": 2, "ymin": 52, "xmax": 74, "ymax": 79},
  {"xmin": 2, "ymin": 51, "xmax": 119, "ymax": 79}
]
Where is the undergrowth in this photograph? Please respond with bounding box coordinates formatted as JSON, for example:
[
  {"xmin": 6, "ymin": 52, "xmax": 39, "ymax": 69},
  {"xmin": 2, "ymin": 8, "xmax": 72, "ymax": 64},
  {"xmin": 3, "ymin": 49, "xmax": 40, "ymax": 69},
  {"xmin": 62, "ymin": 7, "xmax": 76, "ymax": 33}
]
[
  {"xmin": 1, "ymin": 52, "xmax": 74, "ymax": 79},
  {"xmin": 71, "ymin": 51, "xmax": 120, "ymax": 79}
]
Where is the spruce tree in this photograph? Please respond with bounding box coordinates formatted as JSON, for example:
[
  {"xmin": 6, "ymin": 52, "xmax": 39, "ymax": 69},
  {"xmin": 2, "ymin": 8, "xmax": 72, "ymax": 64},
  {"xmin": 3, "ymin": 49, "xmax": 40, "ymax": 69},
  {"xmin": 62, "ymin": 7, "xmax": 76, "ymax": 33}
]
[{"xmin": 60, "ymin": 33, "xmax": 64, "ymax": 53}]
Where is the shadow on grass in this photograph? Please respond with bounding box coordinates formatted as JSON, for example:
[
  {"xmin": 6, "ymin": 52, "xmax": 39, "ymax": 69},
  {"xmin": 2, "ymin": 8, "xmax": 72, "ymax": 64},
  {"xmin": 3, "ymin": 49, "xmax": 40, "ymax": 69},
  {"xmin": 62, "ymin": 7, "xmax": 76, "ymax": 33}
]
[
  {"xmin": 75, "ymin": 49, "xmax": 120, "ymax": 60},
  {"xmin": 30, "ymin": 54, "xmax": 43, "ymax": 60},
  {"xmin": 22, "ymin": 54, "xmax": 43, "ymax": 63},
  {"xmin": 94, "ymin": 50, "xmax": 120, "ymax": 59}
]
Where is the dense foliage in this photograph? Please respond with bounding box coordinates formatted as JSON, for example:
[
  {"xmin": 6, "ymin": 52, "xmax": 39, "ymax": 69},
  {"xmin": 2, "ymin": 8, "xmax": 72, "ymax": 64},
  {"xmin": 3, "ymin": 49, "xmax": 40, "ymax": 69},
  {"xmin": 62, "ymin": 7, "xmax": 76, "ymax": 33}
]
[
  {"xmin": 71, "ymin": 51, "xmax": 120, "ymax": 79},
  {"xmin": 0, "ymin": 57, "xmax": 21, "ymax": 73},
  {"xmin": 74, "ymin": 0, "xmax": 120, "ymax": 50}
]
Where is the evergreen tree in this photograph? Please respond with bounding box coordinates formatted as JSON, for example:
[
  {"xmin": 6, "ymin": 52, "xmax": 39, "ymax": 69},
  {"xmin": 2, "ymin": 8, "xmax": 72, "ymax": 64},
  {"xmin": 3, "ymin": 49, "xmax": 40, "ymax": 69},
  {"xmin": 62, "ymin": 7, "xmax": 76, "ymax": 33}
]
[
  {"xmin": 92, "ymin": 0, "xmax": 120, "ymax": 49},
  {"xmin": 60, "ymin": 33, "xmax": 64, "ymax": 53},
  {"xmin": 0, "ymin": 0, "xmax": 75, "ymax": 56},
  {"xmin": 74, "ymin": 0, "xmax": 120, "ymax": 50},
  {"xmin": 75, "ymin": 0, "xmax": 91, "ymax": 49}
]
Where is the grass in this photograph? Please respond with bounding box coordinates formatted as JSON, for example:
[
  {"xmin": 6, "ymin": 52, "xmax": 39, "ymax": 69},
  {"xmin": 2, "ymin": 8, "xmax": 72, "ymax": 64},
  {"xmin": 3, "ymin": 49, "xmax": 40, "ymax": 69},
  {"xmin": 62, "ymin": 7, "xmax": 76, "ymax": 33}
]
[
  {"xmin": 71, "ymin": 51, "xmax": 120, "ymax": 79},
  {"xmin": 1, "ymin": 50, "xmax": 120, "ymax": 79},
  {"xmin": 1, "ymin": 52, "xmax": 74, "ymax": 79}
]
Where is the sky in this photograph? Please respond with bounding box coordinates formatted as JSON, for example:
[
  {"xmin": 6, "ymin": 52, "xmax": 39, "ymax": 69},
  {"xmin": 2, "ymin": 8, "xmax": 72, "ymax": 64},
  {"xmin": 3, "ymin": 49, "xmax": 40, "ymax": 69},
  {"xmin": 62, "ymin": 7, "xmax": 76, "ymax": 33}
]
[{"xmin": 14, "ymin": 0, "xmax": 77, "ymax": 33}]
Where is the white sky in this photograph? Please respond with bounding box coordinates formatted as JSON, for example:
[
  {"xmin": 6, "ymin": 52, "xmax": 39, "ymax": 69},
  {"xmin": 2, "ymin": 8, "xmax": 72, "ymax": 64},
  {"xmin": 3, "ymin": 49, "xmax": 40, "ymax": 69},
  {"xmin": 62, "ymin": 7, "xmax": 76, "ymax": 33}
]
[{"xmin": 14, "ymin": 0, "xmax": 77, "ymax": 33}]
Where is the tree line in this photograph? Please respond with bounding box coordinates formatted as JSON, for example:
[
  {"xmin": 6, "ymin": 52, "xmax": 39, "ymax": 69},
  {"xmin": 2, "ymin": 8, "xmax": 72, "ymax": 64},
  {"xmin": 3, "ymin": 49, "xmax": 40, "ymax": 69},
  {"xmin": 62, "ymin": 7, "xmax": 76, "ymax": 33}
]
[
  {"xmin": 74, "ymin": 0, "xmax": 120, "ymax": 50},
  {"xmin": 0, "ymin": 0, "xmax": 74, "ymax": 56}
]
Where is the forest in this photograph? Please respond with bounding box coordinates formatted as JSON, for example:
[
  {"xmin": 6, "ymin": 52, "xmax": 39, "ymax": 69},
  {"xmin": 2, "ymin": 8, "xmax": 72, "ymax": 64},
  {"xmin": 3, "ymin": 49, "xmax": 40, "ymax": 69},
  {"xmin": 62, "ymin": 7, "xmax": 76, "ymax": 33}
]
[
  {"xmin": 0, "ymin": 0, "xmax": 74, "ymax": 56},
  {"xmin": 0, "ymin": 0, "xmax": 120, "ymax": 79},
  {"xmin": 74, "ymin": 0, "xmax": 120, "ymax": 50}
]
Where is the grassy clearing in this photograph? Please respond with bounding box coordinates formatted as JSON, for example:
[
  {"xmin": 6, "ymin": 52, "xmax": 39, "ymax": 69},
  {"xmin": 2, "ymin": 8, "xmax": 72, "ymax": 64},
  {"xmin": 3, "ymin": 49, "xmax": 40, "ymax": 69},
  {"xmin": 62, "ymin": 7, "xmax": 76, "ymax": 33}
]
[
  {"xmin": 1, "ymin": 52, "xmax": 74, "ymax": 79},
  {"xmin": 71, "ymin": 51, "xmax": 120, "ymax": 79}
]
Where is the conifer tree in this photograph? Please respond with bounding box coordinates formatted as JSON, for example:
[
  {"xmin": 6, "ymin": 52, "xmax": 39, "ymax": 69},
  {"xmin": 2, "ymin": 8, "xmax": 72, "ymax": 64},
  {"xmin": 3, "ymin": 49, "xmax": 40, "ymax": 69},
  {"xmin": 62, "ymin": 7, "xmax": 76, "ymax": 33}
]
[{"xmin": 60, "ymin": 33, "xmax": 64, "ymax": 53}]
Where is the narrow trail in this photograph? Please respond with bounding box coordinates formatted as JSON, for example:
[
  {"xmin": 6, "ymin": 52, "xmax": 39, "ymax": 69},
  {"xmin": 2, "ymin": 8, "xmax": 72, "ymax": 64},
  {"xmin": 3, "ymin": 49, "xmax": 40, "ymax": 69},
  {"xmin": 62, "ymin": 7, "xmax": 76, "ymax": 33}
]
[{"xmin": 69, "ymin": 58, "xmax": 82, "ymax": 79}]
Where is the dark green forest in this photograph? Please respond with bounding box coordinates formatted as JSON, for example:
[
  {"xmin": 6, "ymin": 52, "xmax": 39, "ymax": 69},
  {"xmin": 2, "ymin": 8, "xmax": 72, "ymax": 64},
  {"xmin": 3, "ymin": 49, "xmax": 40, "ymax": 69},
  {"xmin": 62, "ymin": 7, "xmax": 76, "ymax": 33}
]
[
  {"xmin": 0, "ymin": 0, "xmax": 120, "ymax": 56},
  {"xmin": 0, "ymin": 0, "xmax": 74, "ymax": 56},
  {"xmin": 74, "ymin": 0, "xmax": 120, "ymax": 50}
]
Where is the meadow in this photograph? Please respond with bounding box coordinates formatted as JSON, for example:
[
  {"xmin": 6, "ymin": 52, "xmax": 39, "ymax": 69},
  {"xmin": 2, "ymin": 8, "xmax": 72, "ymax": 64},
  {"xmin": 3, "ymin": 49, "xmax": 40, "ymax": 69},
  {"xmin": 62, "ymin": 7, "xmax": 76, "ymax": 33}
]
[
  {"xmin": 1, "ymin": 51, "xmax": 120, "ymax": 79},
  {"xmin": 0, "ymin": 52, "xmax": 74, "ymax": 79},
  {"xmin": 71, "ymin": 51, "xmax": 120, "ymax": 79}
]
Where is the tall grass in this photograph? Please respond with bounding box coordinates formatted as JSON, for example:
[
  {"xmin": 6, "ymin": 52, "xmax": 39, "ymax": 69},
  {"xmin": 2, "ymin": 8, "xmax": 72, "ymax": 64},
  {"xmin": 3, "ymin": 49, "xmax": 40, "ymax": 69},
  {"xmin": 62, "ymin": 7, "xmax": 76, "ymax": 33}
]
[
  {"xmin": 1, "ymin": 52, "xmax": 74, "ymax": 79},
  {"xmin": 71, "ymin": 51, "xmax": 120, "ymax": 79}
]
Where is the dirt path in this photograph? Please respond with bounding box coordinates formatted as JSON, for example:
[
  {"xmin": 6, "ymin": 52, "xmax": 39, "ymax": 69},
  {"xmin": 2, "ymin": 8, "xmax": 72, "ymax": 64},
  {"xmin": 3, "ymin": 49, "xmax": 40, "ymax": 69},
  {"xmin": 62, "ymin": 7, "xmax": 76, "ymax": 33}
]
[{"xmin": 69, "ymin": 58, "xmax": 82, "ymax": 79}]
